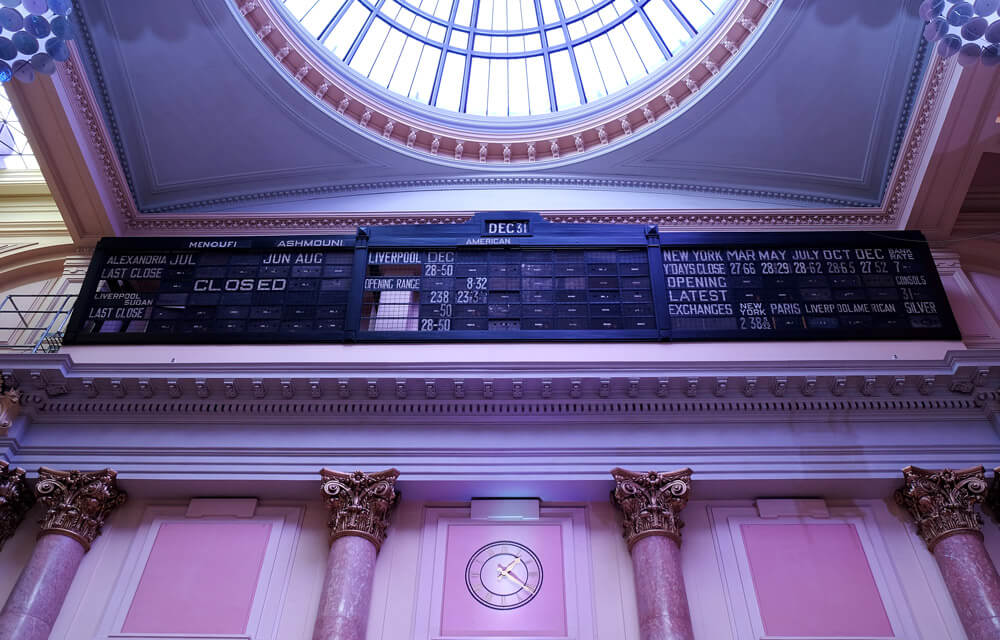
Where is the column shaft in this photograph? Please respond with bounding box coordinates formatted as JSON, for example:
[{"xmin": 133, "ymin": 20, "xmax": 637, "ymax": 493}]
[
  {"xmin": 0, "ymin": 535, "xmax": 85, "ymax": 640},
  {"xmin": 933, "ymin": 533, "xmax": 1000, "ymax": 640},
  {"xmin": 313, "ymin": 535, "xmax": 377, "ymax": 640},
  {"xmin": 631, "ymin": 535, "xmax": 694, "ymax": 640}
]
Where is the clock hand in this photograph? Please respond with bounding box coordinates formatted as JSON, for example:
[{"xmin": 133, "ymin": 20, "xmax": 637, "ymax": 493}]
[
  {"xmin": 498, "ymin": 570, "xmax": 535, "ymax": 595},
  {"xmin": 497, "ymin": 556, "xmax": 523, "ymax": 578}
]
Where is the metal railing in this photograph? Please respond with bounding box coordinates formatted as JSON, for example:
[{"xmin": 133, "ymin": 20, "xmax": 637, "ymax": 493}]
[{"xmin": 0, "ymin": 294, "xmax": 76, "ymax": 353}]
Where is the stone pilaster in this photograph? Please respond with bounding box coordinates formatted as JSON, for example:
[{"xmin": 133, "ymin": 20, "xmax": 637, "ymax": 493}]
[
  {"xmin": 611, "ymin": 467, "xmax": 694, "ymax": 640},
  {"xmin": 895, "ymin": 466, "xmax": 1000, "ymax": 640},
  {"xmin": 313, "ymin": 468, "xmax": 399, "ymax": 640},
  {"xmin": 0, "ymin": 461, "xmax": 33, "ymax": 550},
  {"xmin": 35, "ymin": 467, "xmax": 127, "ymax": 551}
]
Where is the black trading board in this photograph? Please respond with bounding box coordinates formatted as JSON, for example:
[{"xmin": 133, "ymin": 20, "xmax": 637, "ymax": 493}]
[{"xmin": 63, "ymin": 213, "xmax": 960, "ymax": 345}]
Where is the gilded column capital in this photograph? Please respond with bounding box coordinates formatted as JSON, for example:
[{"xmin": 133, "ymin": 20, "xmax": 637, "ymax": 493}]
[
  {"xmin": 0, "ymin": 461, "xmax": 34, "ymax": 550},
  {"xmin": 894, "ymin": 465, "xmax": 987, "ymax": 549},
  {"xmin": 320, "ymin": 468, "xmax": 400, "ymax": 551},
  {"xmin": 35, "ymin": 467, "xmax": 127, "ymax": 551},
  {"xmin": 610, "ymin": 467, "xmax": 692, "ymax": 550},
  {"xmin": 0, "ymin": 386, "xmax": 20, "ymax": 431}
]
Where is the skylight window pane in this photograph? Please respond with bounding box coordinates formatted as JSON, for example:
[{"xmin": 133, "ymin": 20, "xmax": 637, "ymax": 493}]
[
  {"xmin": 508, "ymin": 0, "xmax": 523, "ymax": 29},
  {"xmin": 410, "ymin": 45, "xmax": 441, "ymax": 101},
  {"xmin": 369, "ymin": 28, "xmax": 407, "ymax": 84},
  {"xmin": 467, "ymin": 57, "xmax": 490, "ymax": 115},
  {"xmin": 599, "ymin": 5, "xmax": 617, "ymax": 22},
  {"xmin": 590, "ymin": 33, "xmax": 626, "ymax": 93},
  {"xmin": 0, "ymin": 87, "xmax": 37, "ymax": 171},
  {"xmin": 487, "ymin": 59, "xmax": 508, "ymax": 116},
  {"xmin": 492, "ymin": 0, "xmax": 507, "ymax": 31},
  {"xmin": 549, "ymin": 50, "xmax": 580, "ymax": 110},
  {"xmin": 325, "ymin": 3, "xmax": 370, "ymax": 58},
  {"xmin": 492, "ymin": 36, "xmax": 508, "ymax": 53},
  {"xmin": 509, "ymin": 58, "xmax": 529, "ymax": 115},
  {"xmin": 642, "ymin": 0, "xmax": 688, "ymax": 52},
  {"xmin": 285, "ymin": 0, "xmax": 320, "ymax": 21},
  {"xmin": 428, "ymin": 22, "xmax": 447, "ymax": 39},
  {"xmin": 560, "ymin": 0, "xmax": 581, "ymax": 18},
  {"xmin": 583, "ymin": 13, "xmax": 602, "ymax": 31},
  {"xmin": 388, "ymin": 37, "xmax": 423, "ymax": 93},
  {"xmin": 521, "ymin": 0, "xmax": 538, "ymax": 29},
  {"xmin": 395, "ymin": 7, "xmax": 416, "ymax": 27},
  {"xmin": 612, "ymin": 0, "xmax": 631, "ymax": 13},
  {"xmin": 436, "ymin": 52, "xmax": 466, "ymax": 110},
  {"xmin": 567, "ymin": 20, "xmax": 585, "ymax": 40},
  {"xmin": 670, "ymin": 0, "xmax": 711, "ymax": 29},
  {"xmin": 433, "ymin": 0, "xmax": 454, "ymax": 19},
  {"xmin": 454, "ymin": 0, "xmax": 473, "ymax": 25},
  {"xmin": 524, "ymin": 33, "xmax": 541, "ymax": 50},
  {"xmin": 623, "ymin": 14, "xmax": 663, "ymax": 68},
  {"xmin": 539, "ymin": 0, "xmax": 559, "ymax": 24},
  {"xmin": 478, "ymin": 0, "xmax": 494, "ymax": 28},
  {"xmin": 450, "ymin": 30, "xmax": 469, "ymax": 49},
  {"xmin": 508, "ymin": 36, "xmax": 524, "ymax": 53},
  {"xmin": 348, "ymin": 17, "xmax": 389, "ymax": 71},
  {"xmin": 574, "ymin": 41, "xmax": 606, "ymax": 101},
  {"xmin": 301, "ymin": 1, "xmax": 344, "ymax": 35},
  {"xmin": 607, "ymin": 24, "xmax": 645, "ymax": 81},
  {"xmin": 412, "ymin": 16, "xmax": 431, "ymax": 35},
  {"xmin": 382, "ymin": 0, "xmax": 402, "ymax": 19},
  {"xmin": 526, "ymin": 56, "xmax": 549, "ymax": 114},
  {"xmin": 545, "ymin": 28, "xmax": 564, "ymax": 45},
  {"xmin": 474, "ymin": 34, "xmax": 490, "ymax": 52},
  {"xmin": 703, "ymin": 0, "xmax": 726, "ymax": 10}
]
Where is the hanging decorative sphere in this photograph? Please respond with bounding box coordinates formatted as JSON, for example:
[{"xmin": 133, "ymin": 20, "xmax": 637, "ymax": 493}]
[
  {"xmin": 0, "ymin": 0, "xmax": 74, "ymax": 83},
  {"xmin": 922, "ymin": 0, "xmax": 1000, "ymax": 67}
]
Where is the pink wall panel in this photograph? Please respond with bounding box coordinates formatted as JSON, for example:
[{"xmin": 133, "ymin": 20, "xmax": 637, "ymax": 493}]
[
  {"xmin": 970, "ymin": 271, "xmax": 1000, "ymax": 325},
  {"xmin": 121, "ymin": 521, "xmax": 272, "ymax": 634},
  {"xmin": 440, "ymin": 523, "xmax": 567, "ymax": 637},
  {"xmin": 741, "ymin": 523, "xmax": 893, "ymax": 638}
]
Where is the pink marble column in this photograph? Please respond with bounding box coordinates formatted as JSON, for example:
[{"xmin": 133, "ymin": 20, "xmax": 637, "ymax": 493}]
[
  {"xmin": 611, "ymin": 467, "xmax": 695, "ymax": 640},
  {"xmin": 313, "ymin": 468, "xmax": 399, "ymax": 640},
  {"xmin": 0, "ymin": 467, "xmax": 125, "ymax": 640},
  {"xmin": 896, "ymin": 465, "xmax": 1000, "ymax": 640}
]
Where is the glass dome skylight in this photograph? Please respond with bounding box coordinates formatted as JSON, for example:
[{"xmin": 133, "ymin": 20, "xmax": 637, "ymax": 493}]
[{"xmin": 281, "ymin": 0, "xmax": 731, "ymax": 117}]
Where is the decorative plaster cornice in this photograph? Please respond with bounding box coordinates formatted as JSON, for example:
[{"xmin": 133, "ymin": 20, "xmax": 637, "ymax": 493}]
[
  {"xmin": 240, "ymin": 0, "xmax": 771, "ymax": 165},
  {"xmin": 319, "ymin": 468, "xmax": 399, "ymax": 551},
  {"xmin": 894, "ymin": 465, "xmax": 987, "ymax": 550},
  {"xmin": 611, "ymin": 467, "xmax": 692, "ymax": 549}
]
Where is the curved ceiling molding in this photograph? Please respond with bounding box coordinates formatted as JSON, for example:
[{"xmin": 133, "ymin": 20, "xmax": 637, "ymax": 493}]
[{"xmin": 237, "ymin": 0, "xmax": 775, "ymax": 165}]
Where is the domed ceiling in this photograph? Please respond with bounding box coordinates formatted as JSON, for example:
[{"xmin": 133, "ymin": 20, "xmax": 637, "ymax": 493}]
[{"xmin": 71, "ymin": 0, "xmax": 929, "ymax": 218}]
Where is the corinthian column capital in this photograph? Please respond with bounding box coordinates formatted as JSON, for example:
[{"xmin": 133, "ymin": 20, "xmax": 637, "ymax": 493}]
[
  {"xmin": 35, "ymin": 467, "xmax": 127, "ymax": 550},
  {"xmin": 894, "ymin": 465, "xmax": 987, "ymax": 549},
  {"xmin": 611, "ymin": 467, "xmax": 692, "ymax": 550},
  {"xmin": 0, "ymin": 387, "xmax": 20, "ymax": 431},
  {"xmin": 988, "ymin": 467, "xmax": 1000, "ymax": 523},
  {"xmin": 0, "ymin": 461, "xmax": 34, "ymax": 550},
  {"xmin": 320, "ymin": 468, "xmax": 400, "ymax": 551}
]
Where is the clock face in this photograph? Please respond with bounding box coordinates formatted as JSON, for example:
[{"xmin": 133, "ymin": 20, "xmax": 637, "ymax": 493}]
[{"xmin": 465, "ymin": 540, "xmax": 543, "ymax": 610}]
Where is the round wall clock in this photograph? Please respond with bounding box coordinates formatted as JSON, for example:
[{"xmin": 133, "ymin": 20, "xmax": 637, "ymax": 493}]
[{"xmin": 464, "ymin": 540, "xmax": 544, "ymax": 610}]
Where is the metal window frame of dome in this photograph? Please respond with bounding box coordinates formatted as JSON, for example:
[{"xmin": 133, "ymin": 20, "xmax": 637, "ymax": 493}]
[{"xmin": 236, "ymin": 0, "xmax": 776, "ymax": 165}]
